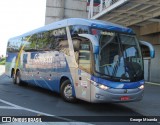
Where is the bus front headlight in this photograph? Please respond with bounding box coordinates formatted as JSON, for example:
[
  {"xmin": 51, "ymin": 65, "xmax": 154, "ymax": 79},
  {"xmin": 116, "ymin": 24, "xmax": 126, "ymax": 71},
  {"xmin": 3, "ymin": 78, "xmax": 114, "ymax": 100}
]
[
  {"xmin": 88, "ymin": 79, "xmax": 109, "ymax": 90},
  {"xmin": 91, "ymin": 81, "xmax": 109, "ymax": 90},
  {"xmin": 138, "ymin": 85, "xmax": 144, "ymax": 90},
  {"xmin": 98, "ymin": 84, "xmax": 109, "ymax": 90}
]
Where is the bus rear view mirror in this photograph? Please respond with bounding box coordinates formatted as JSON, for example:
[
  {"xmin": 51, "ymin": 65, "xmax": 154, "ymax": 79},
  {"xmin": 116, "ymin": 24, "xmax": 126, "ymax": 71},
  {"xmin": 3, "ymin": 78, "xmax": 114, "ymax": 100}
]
[
  {"xmin": 78, "ymin": 34, "xmax": 99, "ymax": 54},
  {"xmin": 140, "ymin": 41, "xmax": 155, "ymax": 58}
]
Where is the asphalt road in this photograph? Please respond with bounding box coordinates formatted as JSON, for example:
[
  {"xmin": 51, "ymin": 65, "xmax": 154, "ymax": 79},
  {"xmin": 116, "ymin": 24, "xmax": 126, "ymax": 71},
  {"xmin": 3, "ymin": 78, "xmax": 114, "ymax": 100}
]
[{"xmin": 0, "ymin": 66, "xmax": 160, "ymax": 125}]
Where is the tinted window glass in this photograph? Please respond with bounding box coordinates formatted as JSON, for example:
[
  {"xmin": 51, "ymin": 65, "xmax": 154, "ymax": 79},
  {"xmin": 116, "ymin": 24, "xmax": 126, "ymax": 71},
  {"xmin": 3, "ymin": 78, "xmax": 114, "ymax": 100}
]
[
  {"xmin": 24, "ymin": 35, "xmax": 37, "ymax": 51},
  {"xmin": 23, "ymin": 28, "xmax": 69, "ymax": 55},
  {"xmin": 7, "ymin": 38, "xmax": 22, "ymax": 53},
  {"xmin": 70, "ymin": 25, "xmax": 90, "ymax": 36}
]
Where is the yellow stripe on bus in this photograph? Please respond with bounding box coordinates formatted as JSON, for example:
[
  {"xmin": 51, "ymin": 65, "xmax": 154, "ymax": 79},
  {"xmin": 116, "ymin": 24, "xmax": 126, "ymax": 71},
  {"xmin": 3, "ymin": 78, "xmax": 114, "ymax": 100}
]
[{"xmin": 14, "ymin": 36, "xmax": 32, "ymax": 73}]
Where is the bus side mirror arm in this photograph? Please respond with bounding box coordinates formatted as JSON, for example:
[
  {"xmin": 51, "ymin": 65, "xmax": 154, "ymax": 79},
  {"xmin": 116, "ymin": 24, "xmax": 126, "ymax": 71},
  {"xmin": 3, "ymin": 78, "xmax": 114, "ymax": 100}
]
[{"xmin": 140, "ymin": 41, "xmax": 155, "ymax": 58}]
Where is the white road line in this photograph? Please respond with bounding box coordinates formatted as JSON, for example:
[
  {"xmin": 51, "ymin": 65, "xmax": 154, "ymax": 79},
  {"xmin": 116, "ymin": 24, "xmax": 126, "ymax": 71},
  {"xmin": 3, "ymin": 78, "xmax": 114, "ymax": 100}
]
[
  {"xmin": 0, "ymin": 106, "xmax": 21, "ymax": 109},
  {"xmin": 0, "ymin": 99, "xmax": 22, "ymax": 109},
  {"xmin": 20, "ymin": 107, "xmax": 55, "ymax": 117},
  {"xmin": 146, "ymin": 82, "xmax": 160, "ymax": 86},
  {"xmin": 0, "ymin": 99, "xmax": 82, "ymax": 122},
  {"xmin": 0, "ymin": 98, "xmax": 54, "ymax": 116}
]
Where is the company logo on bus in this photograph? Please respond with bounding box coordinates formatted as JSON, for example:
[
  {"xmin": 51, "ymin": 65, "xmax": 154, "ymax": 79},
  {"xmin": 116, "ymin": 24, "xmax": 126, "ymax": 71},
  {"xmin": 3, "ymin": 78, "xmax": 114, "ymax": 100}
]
[
  {"xmin": 51, "ymin": 29, "xmax": 66, "ymax": 36},
  {"xmin": 25, "ymin": 53, "xmax": 66, "ymax": 69},
  {"xmin": 34, "ymin": 54, "xmax": 53, "ymax": 64}
]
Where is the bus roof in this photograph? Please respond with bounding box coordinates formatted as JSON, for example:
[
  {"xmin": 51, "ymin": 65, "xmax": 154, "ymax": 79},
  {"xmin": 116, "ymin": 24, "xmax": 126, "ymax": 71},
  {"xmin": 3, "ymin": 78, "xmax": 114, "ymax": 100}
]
[{"xmin": 9, "ymin": 18, "xmax": 134, "ymax": 40}]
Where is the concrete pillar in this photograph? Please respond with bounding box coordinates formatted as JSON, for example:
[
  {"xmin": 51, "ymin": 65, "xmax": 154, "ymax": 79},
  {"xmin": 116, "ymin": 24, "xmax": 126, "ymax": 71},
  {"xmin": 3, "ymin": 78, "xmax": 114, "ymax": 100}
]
[
  {"xmin": 45, "ymin": 0, "xmax": 65, "ymax": 24},
  {"xmin": 130, "ymin": 25, "xmax": 160, "ymax": 82},
  {"xmin": 64, "ymin": 0, "xmax": 87, "ymax": 19},
  {"xmin": 150, "ymin": 45, "xmax": 160, "ymax": 83},
  {"xmin": 45, "ymin": 0, "xmax": 87, "ymax": 25}
]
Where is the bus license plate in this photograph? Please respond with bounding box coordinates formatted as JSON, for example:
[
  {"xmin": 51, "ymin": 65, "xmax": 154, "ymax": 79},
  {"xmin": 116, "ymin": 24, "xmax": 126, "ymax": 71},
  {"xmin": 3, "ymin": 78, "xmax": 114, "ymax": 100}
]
[{"xmin": 120, "ymin": 96, "xmax": 130, "ymax": 101}]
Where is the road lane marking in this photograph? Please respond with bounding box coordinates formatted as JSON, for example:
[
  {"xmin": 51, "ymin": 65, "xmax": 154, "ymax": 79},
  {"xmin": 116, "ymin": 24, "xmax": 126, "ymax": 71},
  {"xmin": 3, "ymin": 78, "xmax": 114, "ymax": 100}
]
[
  {"xmin": 0, "ymin": 99, "xmax": 61, "ymax": 117},
  {"xmin": 0, "ymin": 99, "xmax": 92, "ymax": 124},
  {"xmin": 146, "ymin": 82, "xmax": 160, "ymax": 86},
  {"xmin": 0, "ymin": 99, "xmax": 22, "ymax": 109},
  {"xmin": 0, "ymin": 106, "xmax": 21, "ymax": 109}
]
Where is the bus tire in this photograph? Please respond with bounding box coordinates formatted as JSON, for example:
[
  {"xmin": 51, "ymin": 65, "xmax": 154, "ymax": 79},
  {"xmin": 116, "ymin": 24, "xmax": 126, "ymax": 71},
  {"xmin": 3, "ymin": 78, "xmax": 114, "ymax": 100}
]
[
  {"xmin": 15, "ymin": 71, "xmax": 23, "ymax": 86},
  {"xmin": 60, "ymin": 80, "xmax": 76, "ymax": 103}
]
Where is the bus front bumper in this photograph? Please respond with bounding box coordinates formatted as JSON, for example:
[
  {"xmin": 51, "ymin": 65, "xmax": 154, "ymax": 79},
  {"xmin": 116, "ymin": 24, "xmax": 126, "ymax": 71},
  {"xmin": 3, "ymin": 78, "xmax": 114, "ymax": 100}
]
[{"xmin": 90, "ymin": 84, "xmax": 144, "ymax": 103}]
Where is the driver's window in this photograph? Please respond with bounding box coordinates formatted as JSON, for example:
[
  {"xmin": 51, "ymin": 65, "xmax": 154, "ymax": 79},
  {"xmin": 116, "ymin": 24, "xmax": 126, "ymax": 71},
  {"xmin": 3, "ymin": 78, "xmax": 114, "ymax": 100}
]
[{"xmin": 73, "ymin": 37, "xmax": 91, "ymax": 73}]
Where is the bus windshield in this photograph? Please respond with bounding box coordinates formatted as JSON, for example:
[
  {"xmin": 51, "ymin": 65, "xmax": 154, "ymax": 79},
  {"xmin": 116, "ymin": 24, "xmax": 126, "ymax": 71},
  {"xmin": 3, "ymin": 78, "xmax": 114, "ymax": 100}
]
[{"xmin": 95, "ymin": 30, "xmax": 143, "ymax": 82}]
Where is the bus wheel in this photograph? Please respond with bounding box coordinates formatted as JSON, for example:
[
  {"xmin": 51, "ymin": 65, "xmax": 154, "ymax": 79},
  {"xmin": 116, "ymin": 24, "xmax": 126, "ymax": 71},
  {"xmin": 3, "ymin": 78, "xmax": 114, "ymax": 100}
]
[
  {"xmin": 15, "ymin": 71, "xmax": 22, "ymax": 86},
  {"xmin": 60, "ymin": 80, "xmax": 76, "ymax": 103}
]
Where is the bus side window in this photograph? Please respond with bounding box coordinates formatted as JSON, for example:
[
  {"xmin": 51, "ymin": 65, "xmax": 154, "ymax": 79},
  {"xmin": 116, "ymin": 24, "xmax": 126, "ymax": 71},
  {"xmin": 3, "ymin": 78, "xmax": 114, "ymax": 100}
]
[
  {"xmin": 7, "ymin": 38, "xmax": 22, "ymax": 53},
  {"xmin": 24, "ymin": 35, "xmax": 37, "ymax": 52},
  {"xmin": 36, "ymin": 31, "xmax": 53, "ymax": 51}
]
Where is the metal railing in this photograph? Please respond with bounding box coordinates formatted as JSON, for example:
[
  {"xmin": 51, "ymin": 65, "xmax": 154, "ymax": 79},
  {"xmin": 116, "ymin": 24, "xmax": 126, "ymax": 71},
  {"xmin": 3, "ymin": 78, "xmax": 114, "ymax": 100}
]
[{"xmin": 88, "ymin": 0, "xmax": 120, "ymax": 18}]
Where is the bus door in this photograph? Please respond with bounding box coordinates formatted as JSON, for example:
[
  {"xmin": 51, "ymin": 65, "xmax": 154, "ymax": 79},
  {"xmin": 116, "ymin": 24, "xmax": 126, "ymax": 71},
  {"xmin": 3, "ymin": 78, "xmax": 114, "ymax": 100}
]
[{"xmin": 73, "ymin": 38, "xmax": 92, "ymax": 102}]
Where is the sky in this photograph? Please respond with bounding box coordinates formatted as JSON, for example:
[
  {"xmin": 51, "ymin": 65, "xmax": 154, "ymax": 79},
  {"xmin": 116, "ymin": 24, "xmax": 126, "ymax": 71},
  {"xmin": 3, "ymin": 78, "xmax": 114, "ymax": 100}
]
[{"xmin": 0, "ymin": 0, "xmax": 46, "ymax": 56}]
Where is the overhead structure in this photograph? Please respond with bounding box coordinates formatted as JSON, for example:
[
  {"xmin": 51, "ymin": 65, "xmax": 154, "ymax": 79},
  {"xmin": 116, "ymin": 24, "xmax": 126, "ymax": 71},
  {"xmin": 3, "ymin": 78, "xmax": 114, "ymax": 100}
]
[{"xmin": 88, "ymin": 0, "xmax": 160, "ymax": 27}]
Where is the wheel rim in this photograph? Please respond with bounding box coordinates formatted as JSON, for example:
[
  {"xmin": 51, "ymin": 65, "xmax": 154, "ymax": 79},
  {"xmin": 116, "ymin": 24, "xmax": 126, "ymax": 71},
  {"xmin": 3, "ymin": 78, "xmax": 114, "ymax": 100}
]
[{"xmin": 64, "ymin": 84, "xmax": 73, "ymax": 99}]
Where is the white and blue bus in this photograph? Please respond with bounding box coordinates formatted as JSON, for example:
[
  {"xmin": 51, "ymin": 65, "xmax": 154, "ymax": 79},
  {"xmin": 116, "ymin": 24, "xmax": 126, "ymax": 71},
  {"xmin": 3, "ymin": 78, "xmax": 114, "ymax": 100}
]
[{"xmin": 5, "ymin": 18, "xmax": 155, "ymax": 103}]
